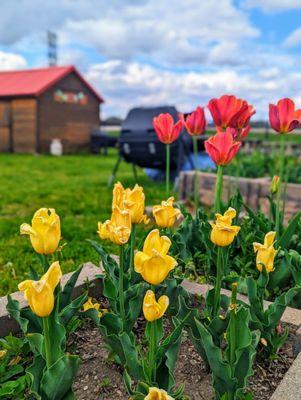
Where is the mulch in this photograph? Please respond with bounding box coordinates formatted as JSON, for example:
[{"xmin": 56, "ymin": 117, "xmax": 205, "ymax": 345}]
[{"xmin": 70, "ymin": 319, "xmax": 300, "ymax": 400}]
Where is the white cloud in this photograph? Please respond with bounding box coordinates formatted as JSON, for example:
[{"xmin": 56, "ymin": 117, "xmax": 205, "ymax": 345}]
[
  {"xmin": 283, "ymin": 28, "xmax": 301, "ymax": 47},
  {"xmin": 0, "ymin": 51, "xmax": 27, "ymax": 70},
  {"xmin": 243, "ymin": 0, "xmax": 301, "ymax": 11},
  {"xmin": 86, "ymin": 59, "xmax": 301, "ymax": 119},
  {"xmin": 59, "ymin": 0, "xmax": 259, "ymax": 66}
]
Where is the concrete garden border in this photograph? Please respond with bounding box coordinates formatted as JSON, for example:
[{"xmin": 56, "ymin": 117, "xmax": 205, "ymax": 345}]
[
  {"xmin": 0, "ymin": 263, "xmax": 300, "ymax": 399},
  {"xmin": 178, "ymin": 171, "xmax": 301, "ymax": 222}
]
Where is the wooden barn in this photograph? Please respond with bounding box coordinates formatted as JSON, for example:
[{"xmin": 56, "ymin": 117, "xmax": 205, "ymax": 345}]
[{"xmin": 0, "ymin": 65, "xmax": 104, "ymax": 153}]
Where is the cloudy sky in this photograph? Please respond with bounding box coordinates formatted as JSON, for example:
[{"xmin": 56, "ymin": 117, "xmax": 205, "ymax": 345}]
[{"xmin": 1, "ymin": 0, "xmax": 301, "ymax": 119}]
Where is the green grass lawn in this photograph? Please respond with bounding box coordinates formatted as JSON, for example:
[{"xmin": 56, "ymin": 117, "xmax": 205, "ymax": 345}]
[{"xmin": 0, "ymin": 150, "xmax": 166, "ymax": 296}]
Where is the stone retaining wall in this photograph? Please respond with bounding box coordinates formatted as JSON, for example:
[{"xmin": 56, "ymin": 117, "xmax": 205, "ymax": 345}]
[{"xmin": 179, "ymin": 171, "xmax": 301, "ymax": 221}]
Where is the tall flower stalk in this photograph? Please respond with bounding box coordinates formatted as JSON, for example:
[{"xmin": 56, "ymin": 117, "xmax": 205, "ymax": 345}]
[
  {"xmin": 275, "ymin": 135, "xmax": 285, "ymax": 238},
  {"xmin": 210, "ymin": 208, "xmax": 240, "ymax": 317},
  {"xmin": 269, "ymin": 98, "xmax": 301, "ymax": 239},
  {"xmin": 205, "ymin": 129, "xmax": 241, "ymax": 213},
  {"xmin": 153, "ymin": 113, "xmax": 183, "ymax": 196},
  {"xmin": 166, "ymin": 143, "xmax": 170, "ymax": 196},
  {"xmin": 180, "ymin": 106, "xmax": 206, "ymax": 209}
]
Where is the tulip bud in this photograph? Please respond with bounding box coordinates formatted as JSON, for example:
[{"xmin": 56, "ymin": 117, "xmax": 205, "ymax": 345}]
[
  {"xmin": 205, "ymin": 129, "xmax": 241, "ymax": 166},
  {"xmin": 145, "ymin": 387, "xmax": 174, "ymax": 400},
  {"xmin": 143, "ymin": 290, "xmax": 169, "ymax": 322},
  {"xmin": 18, "ymin": 262, "xmax": 62, "ymax": 317},
  {"xmin": 112, "ymin": 182, "xmax": 149, "ymax": 224},
  {"xmin": 253, "ymin": 231, "xmax": 277, "ymax": 273},
  {"xmin": 152, "ymin": 197, "xmax": 182, "ymax": 228},
  {"xmin": 98, "ymin": 206, "xmax": 131, "ymax": 245},
  {"xmin": 20, "ymin": 208, "xmax": 61, "ymax": 255},
  {"xmin": 134, "ymin": 229, "xmax": 177, "ymax": 285},
  {"xmin": 269, "ymin": 98, "xmax": 301, "ymax": 134},
  {"xmin": 179, "ymin": 106, "xmax": 206, "ymax": 136},
  {"xmin": 210, "ymin": 207, "xmax": 240, "ymax": 247},
  {"xmin": 270, "ymin": 176, "xmax": 280, "ymax": 194},
  {"xmin": 153, "ymin": 113, "xmax": 183, "ymax": 144}
]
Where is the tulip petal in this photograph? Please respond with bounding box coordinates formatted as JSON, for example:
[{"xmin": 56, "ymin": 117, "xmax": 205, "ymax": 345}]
[
  {"xmin": 264, "ymin": 231, "xmax": 276, "ymax": 247},
  {"xmin": 20, "ymin": 223, "xmax": 36, "ymax": 236},
  {"xmin": 158, "ymin": 295, "xmax": 169, "ymax": 318},
  {"xmin": 134, "ymin": 251, "xmax": 150, "ymax": 273},
  {"xmin": 18, "ymin": 279, "xmax": 34, "ymax": 292},
  {"xmin": 141, "ymin": 256, "xmax": 173, "ymax": 285},
  {"xmin": 278, "ymin": 98, "xmax": 295, "ymax": 132},
  {"xmin": 41, "ymin": 261, "xmax": 62, "ymax": 291},
  {"xmin": 269, "ymin": 104, "xmax": 280, "ymax": 132}
]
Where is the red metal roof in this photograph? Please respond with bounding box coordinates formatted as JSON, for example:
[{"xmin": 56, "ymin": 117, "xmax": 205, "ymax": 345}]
[{"xmin": 0, "ymin": 65, "xmax": 104, "ymax": 102}]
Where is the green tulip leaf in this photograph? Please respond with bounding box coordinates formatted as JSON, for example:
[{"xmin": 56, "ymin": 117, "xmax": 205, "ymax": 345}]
[
  {"xmin": 59, "ymin": 265, "xmax": 83, "ymax": 311},
  {"xmin": 40, "ymin": 354, "xmax": 80, "ymax": 400}
]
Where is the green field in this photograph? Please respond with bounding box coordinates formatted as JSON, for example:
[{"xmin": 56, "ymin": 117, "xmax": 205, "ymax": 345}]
[{"xmin": 0, "ymin": 151, "xmax": 165, "ymax": 296}]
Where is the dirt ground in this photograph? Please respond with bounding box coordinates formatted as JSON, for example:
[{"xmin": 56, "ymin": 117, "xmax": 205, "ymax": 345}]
[{"xmin": 70, "ymin": 320, "xmax": 299, "ymax": 400}]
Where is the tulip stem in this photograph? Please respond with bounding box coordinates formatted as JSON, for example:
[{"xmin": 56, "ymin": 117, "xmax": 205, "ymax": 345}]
[
  {"xmin": 214, "ymin": 165, "xmax": 223, "ymax": 213},
  {"xmin": 130, "ymin": 223, "xmax": 136, "ymax": 272},
  {"xmin": 119, "ymin": 245, "xmax": 125, "ymax": 320},
  {"xmin": 276, "ymin": 135, "xmax": 285, "ymax": 240},
  {"xmin": 38, "ymin": 254, "xmax": 49, "ymax": 273},
  {"xmin": 213, "ymin": 247, "xmax": 223, "ymax": 317},
  {"xmin": 229, "ymin": 283, "xmax": 238, "ymax": 378},
  {"xmin": 42, "ymin": 317, "xmax": 52, "ymax": 368},
  {"xmin": 193, "ymin": 136, "xmax": 199, "ymax": 210},
  {"xmin": 166, "ymin": 143, "xmax": 170, "ymax": 196},
  {"xmin": 148, "ymin": 320, "xmax": 157, "ymax": 382}
]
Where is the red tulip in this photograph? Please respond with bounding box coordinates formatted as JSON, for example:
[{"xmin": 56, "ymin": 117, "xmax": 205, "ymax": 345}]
[
  {"xmin": 208, "ymin": 94, "xmax": 254, "ymax": 131},
  {"xmin": 235, "ymin": 104, "xmax": 256, "ymax": 130},
  {"xmin": 205, "ymin": 128, "xmax": 241, "ymax": 166},
  {"xmin": 269, "ymin": 98, "xmax": 301, "ymax": 134},
  {"xmin": 179, "ymin": 106, "xmax": 206, "ymax": 136},
  {"xmin": 239, "ymin": 125, "xmax": 251, "ymax": 140},
  {"xmin": 153, "ymin": 113, "xmax": 183, "ymax": 144}
]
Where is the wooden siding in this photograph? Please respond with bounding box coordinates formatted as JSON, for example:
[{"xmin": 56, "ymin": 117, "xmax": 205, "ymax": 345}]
[
  {"xmin": 0, "ymin": 101, "xmax": 11, "ymax": 152},
  {"xmin": 11, "ymin": 99, "xmax": 37, "ymax": 153},
  {"xmin": 38, "ymin": 72, "xmax": 100, "ymax": 153}
]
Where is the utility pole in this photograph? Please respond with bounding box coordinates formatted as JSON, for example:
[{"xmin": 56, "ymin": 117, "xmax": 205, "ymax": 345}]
[{"xmin": 47, "ymin": 31, "xmax": 57, "ymax": 66}]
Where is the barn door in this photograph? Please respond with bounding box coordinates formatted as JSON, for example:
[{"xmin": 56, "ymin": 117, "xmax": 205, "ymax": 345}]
[
  {"xmin": 0, "ymin": 101, "xmax": 11, "ymax": 152},
  {"xmin": 12, "ymin": 99, "xmax": 37, "ymax": 153}
]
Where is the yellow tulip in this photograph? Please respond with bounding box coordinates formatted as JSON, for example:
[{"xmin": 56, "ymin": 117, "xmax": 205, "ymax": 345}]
[
  {"xmin": 210, "ymin": 207, "xmax": 240, "ymax": 247},
  {"xmin": 98, "ymin": 206, "xmax": 131, "ymax": 245},
  {"xmin": 83, "ymin": 297, "xmax": 107, "ymax": 318},
  {"xmin": 112, "ymin": 182, "xmax": 149, "ymax": 224},
  {"xmin": 143, "ymin": 290, "xmax": 169, "ymax": 322},
  {"xmin": 112, "ymin": 181, "xmax": 125, "ymax": 209},
  {"xmin": 18, "ymin": 261, "xmax": 62, "ymax": 317},
  {"xmin": 0, "ymin": 350, "xmax": 7, "ymax": 359},
  {"xmin": 20, "ymin": 208, "xmax": 61, "ymax": 254},
  {"xmin": 124, "ymin": 184, "xmax": 149, "ymax": 224},
  {"xmin": 253, "ymin": 231, "xmax": 277, "ymax": 273},
  {"xmin": 152, "ymin": 197, "xmax": 181, "ymax": 228},
  {"xmin": 270, "ymin": 176, "xmax": 280, "ymax": 195},
  {"xmin": 144, "ymin": 387, "xmax": 174, "ymax": 400},
  {"xmin": 134, "ymin": 229, "xmax": 177, "ymax": 285}
]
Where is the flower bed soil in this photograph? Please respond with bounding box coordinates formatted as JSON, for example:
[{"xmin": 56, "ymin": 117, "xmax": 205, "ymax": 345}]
[{"xmin": 70, "ymin": 320, "xmax": 300, "ymax": 400}]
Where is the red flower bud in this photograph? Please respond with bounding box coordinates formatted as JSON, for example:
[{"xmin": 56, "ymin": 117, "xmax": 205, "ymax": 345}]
[
  {"xmin": 179, "ymin": 106, "xmax": 206, "ymax": 136},
  {"xmin": 205, "ymin": 128, "xmax": 241, "ymax": 166},
  {"xmin": 269, "ymin": 98, "xmax": 301, "ymax": 134},
  {"xmin": 153, "ymin": 113, "xmax": 183, "ymax": 144}
]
